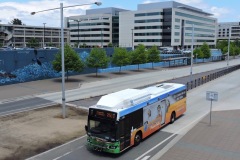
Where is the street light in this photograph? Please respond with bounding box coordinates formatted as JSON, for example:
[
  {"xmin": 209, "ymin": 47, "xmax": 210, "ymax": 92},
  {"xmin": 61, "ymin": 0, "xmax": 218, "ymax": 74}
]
[
  {"xmin": 227, "ymin": 26, "xmax": 231, "ymax": 68},
  {"xmin": 131, "ymin": 29, "xmax": 134, "ymax": 50},
  {"xmin": 31, "ymin": 2, "xmax": 102, "ymax": 119},
  {"xmin": 43, "ymin": 23, "xmax": 46, "ymax": 48},
  {"xmin": 190, "ymin": 24, "xmax": 194, "ymax": 81},
  {"xmin": 101, "ymin": 28, "xmax": 103, "ymax": 48}
]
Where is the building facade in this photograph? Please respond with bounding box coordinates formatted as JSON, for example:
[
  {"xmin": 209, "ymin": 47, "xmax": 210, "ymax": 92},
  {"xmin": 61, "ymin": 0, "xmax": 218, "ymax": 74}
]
[
  {"xmin": 0, "ymin": 24, "xmax": 69, "ymax": 48},
  {"xmin": 218, "ymin": 22, "xmax": 240, "ymax": 41},
  {"xmin": 65, "ymin": 7, "xmax": 128, "ymax": 47},
  {"xmin": 119, "ymin": 1, "xmax": 217, "ymax": 49}
]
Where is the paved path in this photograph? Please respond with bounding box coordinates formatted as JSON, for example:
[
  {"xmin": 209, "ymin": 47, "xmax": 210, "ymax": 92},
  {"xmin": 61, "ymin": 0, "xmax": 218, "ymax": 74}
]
[{"xmin": 153, "ymin": 69, "xmax": 240, "ymax": 160}]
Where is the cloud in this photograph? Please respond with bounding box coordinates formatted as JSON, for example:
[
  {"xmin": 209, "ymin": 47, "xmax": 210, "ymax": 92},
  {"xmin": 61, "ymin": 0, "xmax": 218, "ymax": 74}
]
[{"xmin": 0, "ymin": 0, "xmax": 100, "ymax": 27}]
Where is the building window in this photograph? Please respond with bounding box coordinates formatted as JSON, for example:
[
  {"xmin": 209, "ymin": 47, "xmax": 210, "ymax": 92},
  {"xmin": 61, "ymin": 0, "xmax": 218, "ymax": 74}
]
[
  {"xmin": 135, "ymin": 19, "xmax": 162, "ymax": 23},
  {"xmin": 175, "ymin": 18, "xmax": 180, "ymax": 22},
  {"xmin": 175, "ymin": 25, "xmax": 180, "ymax": 29},
  {"xmin": 135, "ymin": 12, "xmax": 162, "ymax": 17},
  {"xmin": 175, "ymin": 12, "xmax": 215, "ymax": 23},
  {"xmin": 175, "ymin": 32, "xmax": 180, "ymax": 36},
  {"xmin": 174, "ymin": 39, "xmax": 180, "ymax": 42}
]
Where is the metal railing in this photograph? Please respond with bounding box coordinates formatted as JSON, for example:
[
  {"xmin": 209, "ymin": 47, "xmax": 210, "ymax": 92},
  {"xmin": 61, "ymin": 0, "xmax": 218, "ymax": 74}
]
[{"xmin": 186, "ymin": 65, "xmax": 240, "ymax": 91}]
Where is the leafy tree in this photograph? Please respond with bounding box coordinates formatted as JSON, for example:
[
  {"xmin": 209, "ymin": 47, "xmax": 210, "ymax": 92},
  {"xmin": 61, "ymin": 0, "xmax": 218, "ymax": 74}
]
[
  {"xmin": 216, "ymin": 40, "xmax": 228, "ymax": 52},
  {"xmin": 27, "ymin": 38, "xmax": 40, "ymax": 48},
  {"xmin": 193, "ymin": 47, "xmax": 204, "ymax": 59},
  {"xmin": 234, "ymin": 38, "xmax": 240, "ymax": 48},
  {"xmin": 107, "ymin": 43, "xmax": 113, "ymax": 47},
  {"xmin": 52, "ymin": 44, "xmax": 84, "ymax": 80},
  {"xmin": 200, "ymin": 42, "xmax": 211, "ymax": 58},
  {"xmin": 234, "ymin": 47, "xmax": 240, "ymax": 56},
  {"xmin": 147, "ymin": 45, "xmax": 160, "ymax": 69},
  {"xmin": 131, "ymin": 44, "xmax": 147, "ymax": 70},
  {"xmin": 223, "ymin": 45, "xmax": 234, "ymax": 55},
  {"xmin": 11, "ymin": 18, "xmax": 23, "ymax": 25},
  {"xmin": 86, "ymin": 48, "xmax": 109, "ymax": 76},
  {"xmin": 112, "ymin": 47, "xmax": 131, "ymax": 72}
]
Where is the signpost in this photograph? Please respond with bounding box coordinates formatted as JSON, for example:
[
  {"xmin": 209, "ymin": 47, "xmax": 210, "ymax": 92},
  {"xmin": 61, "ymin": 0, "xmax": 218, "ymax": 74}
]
[{"xmin": 206, "ymin": 91, "xmax": 218, "ymax": 126}]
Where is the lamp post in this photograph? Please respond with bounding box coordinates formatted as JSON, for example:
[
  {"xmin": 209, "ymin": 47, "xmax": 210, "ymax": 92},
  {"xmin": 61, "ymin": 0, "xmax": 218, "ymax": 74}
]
[
  {"xmin": 131, "ymin": 29, "xmax": 134, "ymax": 50},
  {"xmin": 227, "ymin": 26, "xmax": 231, "ymax": 68},
  {"xmin": 43, "ymin": 23, "xmax": 46, "ymax": 48},
  {"xmin": 31, "ymin": 2, "xmax": 102, "ymax": 119},
  {"xmin": 101, "ymin": 28, "xmax": 103, "ymax": 48},
  {"xmin": 190, "ymin": 24, "xmax": 194, "ymax": 81}
]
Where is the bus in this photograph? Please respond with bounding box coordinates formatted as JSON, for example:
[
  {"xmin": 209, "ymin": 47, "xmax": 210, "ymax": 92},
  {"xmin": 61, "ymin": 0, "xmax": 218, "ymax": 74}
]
[{"xmin": 85, "ymin": 83, "xmax": 187, "ymax": 153}]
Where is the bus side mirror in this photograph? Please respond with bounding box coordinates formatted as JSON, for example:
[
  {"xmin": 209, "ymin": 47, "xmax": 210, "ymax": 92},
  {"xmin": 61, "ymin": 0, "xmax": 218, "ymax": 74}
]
[{"xmin": 85, "ymin": 125, "xmax": 88, "ymax": 132}]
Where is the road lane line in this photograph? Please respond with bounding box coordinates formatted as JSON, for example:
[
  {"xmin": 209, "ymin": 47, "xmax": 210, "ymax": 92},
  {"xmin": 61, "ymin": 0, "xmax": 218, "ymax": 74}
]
[
  {"xmin": 141, "ymin": 156, "xmax": 151, "ymax": 160},
  {"xmin": 52, "ymin": 151, "xmax": 71, "ymax": 160},
  {"xmin": 0, "ymin": 102, "xmax": 57, "ymax": 117},
  {"xmin": 26, "ymin": 137, "xmax": 86, "ymax": 160},
  {"xmin": 135, "ymin": 112, "xmax": 209, "ymax": 160}
]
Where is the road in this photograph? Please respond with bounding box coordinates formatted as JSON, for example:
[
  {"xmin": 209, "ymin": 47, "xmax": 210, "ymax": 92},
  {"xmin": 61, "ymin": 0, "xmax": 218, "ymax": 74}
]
[
  {"xmin": 27, "ymin": 65, "xmax": 240, "ymax": 160},
  {"xmin": 0, "ymin": 59, "xmax": 239, "ymax": 116}
]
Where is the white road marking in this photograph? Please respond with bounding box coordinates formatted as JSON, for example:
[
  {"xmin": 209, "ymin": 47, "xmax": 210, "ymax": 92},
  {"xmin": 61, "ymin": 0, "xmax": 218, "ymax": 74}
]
[
  {"xmin": 141, "ymin": 156, "xmax": 151, "ymax": 160},
  {"xmin": 52, "ymin": 151, "xmax": 71, "ymax": 160},
  {"xmin": 26, "ymin": 137, "xmax": 86, "ymax": 160},
  {"xmin": 135, "ymin": 112, "xmax": 209, "ymax": 160}
]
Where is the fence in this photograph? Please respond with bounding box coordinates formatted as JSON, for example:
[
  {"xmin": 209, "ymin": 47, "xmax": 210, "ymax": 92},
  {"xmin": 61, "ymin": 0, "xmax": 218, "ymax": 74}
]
[{"xmin": 186, "ymin": 65, "xmax": 240, "ymax": 91}]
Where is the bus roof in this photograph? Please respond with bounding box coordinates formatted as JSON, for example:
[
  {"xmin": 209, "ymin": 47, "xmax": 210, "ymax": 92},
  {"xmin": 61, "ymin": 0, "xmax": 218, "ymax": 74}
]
[
  {"xmin": 95, "ymin": 88, "xmax": 151, "ymax": 111},
  {"xmin": 90, "ymin": 83, "xmax": 186, "ymax": 120}
]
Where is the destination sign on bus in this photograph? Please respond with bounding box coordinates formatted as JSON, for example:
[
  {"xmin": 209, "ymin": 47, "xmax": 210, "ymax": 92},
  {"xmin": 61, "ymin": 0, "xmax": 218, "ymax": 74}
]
[{"xmin": 90, "ymin": 109, "xmax": 116, "ymax": 120}]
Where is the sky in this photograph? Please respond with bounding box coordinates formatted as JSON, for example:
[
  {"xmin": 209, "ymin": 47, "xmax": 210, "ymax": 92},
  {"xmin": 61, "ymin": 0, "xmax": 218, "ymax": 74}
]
[{"xmin": 0, "ymin": 0, "xmax": 239, "ymax": 28}]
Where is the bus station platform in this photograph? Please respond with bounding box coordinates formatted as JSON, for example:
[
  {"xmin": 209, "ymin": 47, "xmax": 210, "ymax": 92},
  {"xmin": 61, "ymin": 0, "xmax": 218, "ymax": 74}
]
[{"xmin": 158, "ymin": 110, "xmax": 240, "ymax": 160}]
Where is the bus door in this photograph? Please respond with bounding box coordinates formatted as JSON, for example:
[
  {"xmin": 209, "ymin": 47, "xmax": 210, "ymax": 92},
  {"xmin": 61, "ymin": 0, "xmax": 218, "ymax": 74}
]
[
  {"xmin": 160, "ymin": 100, "xmax": 167, "ymax": 125},
  {"xmin": 119, "ymin": 117, "xmax": 131, "ymax": 151}
]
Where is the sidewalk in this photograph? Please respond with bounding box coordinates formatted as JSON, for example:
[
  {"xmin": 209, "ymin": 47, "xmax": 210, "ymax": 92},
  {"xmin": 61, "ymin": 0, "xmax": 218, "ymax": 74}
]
[
  {"xmin": 0, "ymin": 67, "xmax": 165, "ymax": 101},
  {"xmin": 159, "ymin": 110, "xmax": 240, "ymax": 160}
]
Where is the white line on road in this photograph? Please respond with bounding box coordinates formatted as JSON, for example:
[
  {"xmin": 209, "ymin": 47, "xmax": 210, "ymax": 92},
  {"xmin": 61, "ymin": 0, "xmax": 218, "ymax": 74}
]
[
  {"xmin": 52, "ymin": 151, "xmax": 71, "ymax": 160},
  {"xmin": 135, "ymin": 112, "xmax": 209, "ymax": 160},
  {"xmin": 26, "ymin": 137, "xmax": 86, "ymax": 160},
  {"xmin": 141, "ymin": 156, "xmax": 151, "ymax": 160}
]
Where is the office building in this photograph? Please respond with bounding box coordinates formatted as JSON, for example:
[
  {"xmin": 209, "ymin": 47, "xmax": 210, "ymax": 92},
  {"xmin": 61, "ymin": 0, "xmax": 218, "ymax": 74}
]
[
  {"xmin": 65, "ymin": 7, "xmax": 128, "ymax": 47},
  {"xmin": 218, "ymin": 22, "xmax": 240, "ymax": 41},
  {"xmin": 119, "ymin": 1, "xmax": 217, "ymax": 49},
  {"xmin": 0, "ymin": 24, "xmax": 69, "ymax": 48}
]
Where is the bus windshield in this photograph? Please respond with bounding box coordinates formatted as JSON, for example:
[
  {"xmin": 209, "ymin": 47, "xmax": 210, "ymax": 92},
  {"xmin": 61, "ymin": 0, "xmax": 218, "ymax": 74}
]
[{"xmin": 89, "ymin": 119, "xmax": 117, "ymax": 141}]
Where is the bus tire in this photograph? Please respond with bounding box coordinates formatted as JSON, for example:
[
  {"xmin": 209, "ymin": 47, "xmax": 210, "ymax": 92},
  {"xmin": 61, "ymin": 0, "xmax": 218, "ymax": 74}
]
[
  {"xmin": 134, "ymin": 132, "xmax": 142, "ymax": 146},
  {"xmin": 170, "ymin": 112, "xmax": 175, "ymax": 124}
]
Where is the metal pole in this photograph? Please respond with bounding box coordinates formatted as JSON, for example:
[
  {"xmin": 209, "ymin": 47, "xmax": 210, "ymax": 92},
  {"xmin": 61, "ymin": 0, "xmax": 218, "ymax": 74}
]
[
  {"xmin": 78, "ymin": 21, "xmax": 79, "ymax": 48},
  {"xmin": 101, "ymin": 28, "xmax": 103, "ymax": 48},
  {"xmin": 61, "ymin": 3, "xmax": 66, "ymax": 118},
  {"xmin": 227, "ymin": 26, "xmax": 231, "ymax": 68},
  {"xmin": 190, "ymin": 24, "xmax": 194, "ymax": 81},
  {"xmin": 210, "ymin": 99, "xmax": 212, "ymax": 126},
  {"xmin": 43, "ymin": 23, "xmax": 46, "ymax": 48},
  {"xmin": 131, "ymin": 29, "xmax": 134, "ymax": 50}
]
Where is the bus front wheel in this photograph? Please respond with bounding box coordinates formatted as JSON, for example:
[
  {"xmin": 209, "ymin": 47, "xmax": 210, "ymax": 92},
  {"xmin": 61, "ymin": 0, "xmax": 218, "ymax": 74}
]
[
  {"xmin": 170, "ymin": 112, "xmax": 175, "ymax": 124},
  {"xmin": 134, "ymin": 132, "xmax": 142, "ymax": 146}
]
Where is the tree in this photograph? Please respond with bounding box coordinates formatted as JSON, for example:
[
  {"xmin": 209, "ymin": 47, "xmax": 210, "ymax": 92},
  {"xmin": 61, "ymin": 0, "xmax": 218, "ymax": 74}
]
[
  {"xmin": 232, "ymin": 46, "xmax": 240, "ymax": 58},
  {"xmin": 193, "ymin": 47, "xmax": 204, "ymax": 59},
  {"xmin": 112, "ymin": 47, "xmax": 131, "ymax": 72},
  {"xmin": 107, "ymin": 43, "xmax": 113, "ymax": 47},
  {"xmin": 11, "ymin": 18, "xmax": 23, "ymax": 25},
  {"xmin": 216, "ymin": 40, "xmax": 228, "ymax": 52},
  {"xmin": 131, "ymin": 44, "xmax": 147, "ymax": 70},
  {"xmin": 52, "ymin": 44, "xmax": 84, "ymax": 80},
  {"xmin": 147, "ymin": 45, "xmax": 160, "ymax": 69},
  {"xmin": 200, "ymin": 42, "xmax": 211, "ymax": 58},
  {"xmin": 86, "ymin": 48, "xmax": 109, "ymax": 76},
  {"xmin": 27, "ymin": 38, "xmax": 40, "ymax": 48}
]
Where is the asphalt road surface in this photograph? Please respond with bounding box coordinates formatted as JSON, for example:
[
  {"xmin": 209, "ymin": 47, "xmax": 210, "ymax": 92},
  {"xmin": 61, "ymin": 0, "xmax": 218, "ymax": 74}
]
[{"xmin": 27, "ymin": 68, "xmax": 240, "ymax": 160}]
